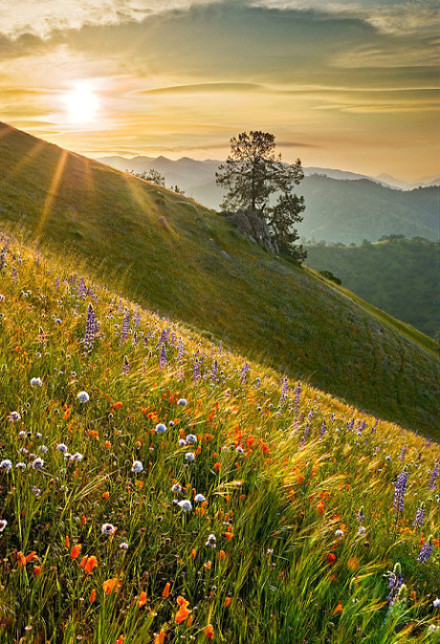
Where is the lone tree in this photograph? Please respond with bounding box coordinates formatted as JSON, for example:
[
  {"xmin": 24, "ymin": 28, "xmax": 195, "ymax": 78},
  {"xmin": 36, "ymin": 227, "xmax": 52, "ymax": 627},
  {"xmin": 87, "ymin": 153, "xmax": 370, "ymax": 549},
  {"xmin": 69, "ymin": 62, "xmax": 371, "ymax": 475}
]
[
  {"xmin": 143, "ymin": 169, "xmax": 166, "ymax": 187},
  {"xmin": 216, "ymin": 131, "xmax": 306, "ymax": 261}
]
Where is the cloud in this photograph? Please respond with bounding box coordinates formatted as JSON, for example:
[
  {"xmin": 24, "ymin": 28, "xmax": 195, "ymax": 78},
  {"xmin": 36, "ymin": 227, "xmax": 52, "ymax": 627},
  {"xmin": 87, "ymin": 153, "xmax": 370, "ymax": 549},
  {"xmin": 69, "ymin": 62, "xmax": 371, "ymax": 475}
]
[{"xmin": 138, "ymin": 82, "xmax": 264, "ymax": 94}]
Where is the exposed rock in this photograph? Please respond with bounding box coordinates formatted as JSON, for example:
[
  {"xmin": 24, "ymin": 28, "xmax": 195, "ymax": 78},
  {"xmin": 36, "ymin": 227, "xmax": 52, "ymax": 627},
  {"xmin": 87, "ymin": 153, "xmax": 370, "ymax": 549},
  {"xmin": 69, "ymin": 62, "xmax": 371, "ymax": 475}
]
[{"xmin": 218, "ymin": 209, "xmax": 279, "ymax": 254}]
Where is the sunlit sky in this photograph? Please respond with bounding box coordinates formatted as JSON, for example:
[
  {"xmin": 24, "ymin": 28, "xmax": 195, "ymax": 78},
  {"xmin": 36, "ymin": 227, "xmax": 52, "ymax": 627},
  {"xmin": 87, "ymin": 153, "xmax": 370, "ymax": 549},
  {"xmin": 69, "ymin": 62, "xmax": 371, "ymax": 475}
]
[{"xmin": 1, "ymin": 0, "xmax": 439, "ymax": 180}]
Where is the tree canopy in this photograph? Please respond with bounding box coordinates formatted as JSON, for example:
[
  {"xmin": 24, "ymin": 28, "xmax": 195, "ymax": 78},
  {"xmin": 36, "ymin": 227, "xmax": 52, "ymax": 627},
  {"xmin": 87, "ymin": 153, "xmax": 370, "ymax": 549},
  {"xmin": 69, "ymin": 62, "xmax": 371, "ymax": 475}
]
[{"xmin": 216, "ymin": 131, "xmax": 306, "ymax": 261}]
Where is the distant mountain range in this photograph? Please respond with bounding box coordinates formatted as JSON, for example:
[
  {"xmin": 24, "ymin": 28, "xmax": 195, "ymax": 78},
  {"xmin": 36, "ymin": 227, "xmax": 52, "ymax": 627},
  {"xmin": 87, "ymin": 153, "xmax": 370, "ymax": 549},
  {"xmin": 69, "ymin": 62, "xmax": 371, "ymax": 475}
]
[
  {"xmin": 98, "ymin": 155, "xmax": 439, "ymax": 244},
  {"xmin": 98, "ymin": 155, "xmax": 440, "ymax": 191}
]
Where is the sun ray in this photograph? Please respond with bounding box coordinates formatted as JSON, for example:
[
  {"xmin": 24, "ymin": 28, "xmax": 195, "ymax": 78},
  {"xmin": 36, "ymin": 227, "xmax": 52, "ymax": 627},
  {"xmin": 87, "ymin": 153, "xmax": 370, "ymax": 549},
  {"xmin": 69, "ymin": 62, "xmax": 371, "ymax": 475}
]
[
  {"xmin": 121, "ymin": 172, "xmax": 180, "ymax": 245},
  {"xmin": 35, "ymin": 149, "xmax": 68, "ymax": 241},
  {"xmin": 7, "ymin": 140, "xmax": 45, "ymax": 180}
]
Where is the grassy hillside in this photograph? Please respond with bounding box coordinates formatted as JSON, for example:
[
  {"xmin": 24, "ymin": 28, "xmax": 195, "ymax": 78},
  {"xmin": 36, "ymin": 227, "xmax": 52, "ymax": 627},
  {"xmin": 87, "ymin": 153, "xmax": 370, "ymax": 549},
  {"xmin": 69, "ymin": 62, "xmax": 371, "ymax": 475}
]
[
  {"xmin": 305, "ymin": 238, "xmax": 440, "ymax": 338},
  {"xmin": 0, "ymin": 122, "xmax": 438, "ymax": 437},
  {"xmin": 0, "ymin": 236, "xmax": 438, "ymax": 643}
]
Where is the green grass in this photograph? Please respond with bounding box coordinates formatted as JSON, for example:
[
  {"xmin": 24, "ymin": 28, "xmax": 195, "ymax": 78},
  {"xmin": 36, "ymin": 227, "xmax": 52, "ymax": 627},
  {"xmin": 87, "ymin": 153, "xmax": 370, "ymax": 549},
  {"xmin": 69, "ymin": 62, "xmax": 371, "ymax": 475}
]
[
  {"xmin": 0, "ymin": 236, "xmax": 439, "ymax": 643},
  {"xmin": 0, "ymin": 121, "xmax": 439, "ymax": 438},
  {"xmin": 305, "ymin": 238, "xmax": 440, "ymax": 338}
]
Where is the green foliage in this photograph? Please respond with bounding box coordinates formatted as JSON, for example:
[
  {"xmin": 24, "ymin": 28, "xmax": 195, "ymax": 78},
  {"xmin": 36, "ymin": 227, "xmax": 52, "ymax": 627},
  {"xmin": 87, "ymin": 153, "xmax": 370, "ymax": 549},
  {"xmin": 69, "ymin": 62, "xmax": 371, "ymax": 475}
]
[
  {"xmin": 319, "ymin": 270, "xmax": 342, "ymax": 285},
  {"xmin": 305, "ymin": 238, "xmax": 440, "ymax": 337},
  {"xmin": 0, "ymin": 122, "xmax": 438, "ymax": 436}
]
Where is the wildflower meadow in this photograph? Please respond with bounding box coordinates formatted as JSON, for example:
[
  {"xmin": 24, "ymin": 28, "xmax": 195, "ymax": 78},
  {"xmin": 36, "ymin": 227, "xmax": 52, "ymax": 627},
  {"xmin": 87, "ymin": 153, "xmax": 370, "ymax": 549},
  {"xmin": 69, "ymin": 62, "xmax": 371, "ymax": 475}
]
[{"xmin": 0, "ymin": 235, "xmax": 438, "ymax": 643}]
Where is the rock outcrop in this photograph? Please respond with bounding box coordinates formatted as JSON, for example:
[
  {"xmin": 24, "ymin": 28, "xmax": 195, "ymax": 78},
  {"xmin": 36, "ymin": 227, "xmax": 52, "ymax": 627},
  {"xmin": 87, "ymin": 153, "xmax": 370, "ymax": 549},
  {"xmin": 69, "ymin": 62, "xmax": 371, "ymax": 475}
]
[{"xmin": 219, "ymin": 210, "xmax": 279, "ymax": 254}]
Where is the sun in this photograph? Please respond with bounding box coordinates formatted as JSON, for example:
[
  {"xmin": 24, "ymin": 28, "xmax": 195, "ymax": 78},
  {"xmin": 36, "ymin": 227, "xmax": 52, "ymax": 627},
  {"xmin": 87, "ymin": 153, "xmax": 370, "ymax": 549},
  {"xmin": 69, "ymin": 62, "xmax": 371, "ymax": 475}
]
[{"xmin": 62, "ymin": 83, "xmax": 100, "ymax": 125}]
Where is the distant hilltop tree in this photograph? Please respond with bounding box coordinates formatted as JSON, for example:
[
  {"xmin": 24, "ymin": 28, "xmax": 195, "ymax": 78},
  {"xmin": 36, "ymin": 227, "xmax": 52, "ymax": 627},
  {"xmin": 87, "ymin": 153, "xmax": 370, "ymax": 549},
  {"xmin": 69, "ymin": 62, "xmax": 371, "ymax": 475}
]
[
  {"xmin": 143, "ymin": 169, "xmax": 166, "ymax": 187},
  {"xmin": 216, "ymin": 131, "xmax": 306, "ymax": 262}
]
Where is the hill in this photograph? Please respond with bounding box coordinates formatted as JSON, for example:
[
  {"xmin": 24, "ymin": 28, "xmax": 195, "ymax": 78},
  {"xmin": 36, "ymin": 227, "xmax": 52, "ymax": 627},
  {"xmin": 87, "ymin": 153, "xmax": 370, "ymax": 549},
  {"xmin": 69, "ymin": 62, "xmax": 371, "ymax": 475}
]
[
  {"xmin": 305, "ymin": 238, "xmax": 440, "ymax": 338},
  {"xmin": 98, "ymin": 155, "xmax": 439, "ymax": 244},
  {"xmin": 0, "ymin": 122, "xmax": 438, "ymax": 436},
  {"xmin": 298, "ymin": 176, "xmax": 439, "ymax": 245},
  {"xmin": 0, "ymin": 235, "xmax": 438, "ymax": 642}
]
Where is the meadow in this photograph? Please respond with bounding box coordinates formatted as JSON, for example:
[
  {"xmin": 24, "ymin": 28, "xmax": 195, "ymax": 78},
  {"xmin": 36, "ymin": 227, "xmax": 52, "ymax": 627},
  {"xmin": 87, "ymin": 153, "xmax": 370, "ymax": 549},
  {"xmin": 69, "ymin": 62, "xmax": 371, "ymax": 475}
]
[{"xmin": 0, "ymin": 234, "xmax": 439, "ymax": 643}]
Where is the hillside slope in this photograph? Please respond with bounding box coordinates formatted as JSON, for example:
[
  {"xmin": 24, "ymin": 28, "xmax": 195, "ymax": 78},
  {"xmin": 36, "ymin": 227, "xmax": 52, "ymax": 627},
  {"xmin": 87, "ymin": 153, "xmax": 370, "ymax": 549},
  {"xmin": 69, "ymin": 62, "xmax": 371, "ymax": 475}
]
[
  {"xmin": 0, "ymin": 122, "xmax": 438, "ymax": 435},
  {"xmin": 305, "ymin": 238, "xmax": 440, "ymax": 338},
  {"xmin": 0, "ymin": 236, "xmax": 438, "ymax": 642}
]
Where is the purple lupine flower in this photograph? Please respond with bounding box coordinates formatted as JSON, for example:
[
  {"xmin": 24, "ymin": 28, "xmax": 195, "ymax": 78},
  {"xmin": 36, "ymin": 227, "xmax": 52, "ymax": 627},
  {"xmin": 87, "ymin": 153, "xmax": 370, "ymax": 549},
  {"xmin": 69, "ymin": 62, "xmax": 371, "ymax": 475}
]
[
  {"xmin": 83, "ymin": 303, "xmax": 96, "ymax": 353},
  {"xmin": 39, "ymin": 326, "xmax": 47, "ymax": 345},
  {"xmin": 0, "ymin": 246, "xmax": 7, "ymax": 271},
  {"xmin": 320, "ymin": 421, "xmax": 327, "ymax": 437},
  {"xmin": 159, "ymin": 345, "xmax": 167, "ymax": 369},
  {"xmin": 171, "ymin": 330, "xmax": 177, "ymax": 345},
  {"xmin": 77, "ymin": 277, "xmax": 86, "ymax": 298},
  {"xmin": 303, "ymin": 422, "xmax": 310, "ymax": 442},
  {"xmin": 280, "ymin": 377, "xmax": 288, "ymax": 404},
  {"xmin": 294, "ymin": 382, "xmax": 301, "ymax": 411},
  {"xmin": 240, "ymin": 363, "xmax": 250, "ymax": 385},
  {"xmin": 12, "ymin": 267, "xmax": 17, "ymax": 284},
  {"xmin": 69, "ymin": 274, "xmax": 77, "ymax": 286},
  {"xmin": 393, "ymin": 470, "xmax": 409, "ymax": 515},
  {"xmin": 429, "ymin": 461, "xmax": 438, "ymax": 491},
  {"xmin": 177, "ymin": 337, "xmax": 184, "ymax": 360},
  {"xmin": 412, "ymin": 504, "xmax": 425, "ymax": 529},
  {"xmin": 55, "ymin": 277, "xmax": 60, "ymax": 289},
  {"xmin": 417, "ymin": 537, "xmax": 433, "ymax": 564},
  {"xmin": 133, "ymin": 307, "xmax": 141, "ymax": 328},
  {"xmin": 385, "ymin": 563, "xmax": 403, "ymax": 606},
  {"xmin": 122, "ymin": 356, "xmax": 130, "ymax": 375},
  {"xmin": 211, "ymin": 360, "xmax": 218, "ymax": 382},
  {"xmin": 158, "ymin": 329, "xmax": 168, "ymax": 345},
  {"xmin": 193, "ymin": 360, "xmax": 200, "ymax": 383},
  {"xmin": 356, "ymin": 507, "xmax": 365, "ymax": 523},
  {"xmin": 357, "ymin": 420, "xmax": 366, "ymax": 434},
  {"xmin": 121, "ymin": 310, "xmax": 130, "ymax": 342},
  {"xmin": 118, "ymin": 299, "xmax": 123, "ymax": 313},
  {"xmin": 346, "ymin": 417, "xmax": 355, "ymax": 431},
  {"xmin": 400, "ymin": 445, "xmax": 407, "ymax": 462}
]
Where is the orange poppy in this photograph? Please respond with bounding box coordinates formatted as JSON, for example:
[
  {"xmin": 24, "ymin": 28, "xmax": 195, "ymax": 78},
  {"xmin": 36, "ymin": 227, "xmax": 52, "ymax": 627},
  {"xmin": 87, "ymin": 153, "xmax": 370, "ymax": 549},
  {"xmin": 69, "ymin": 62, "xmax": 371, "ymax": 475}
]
[
  {"xmin": 154, "ymin": 630, "xmax": 166, "ymax": 644},
  {"xmin": 80, "ymin": 555, "xmax": 98, "ymax": 574},
  {"xmin": 333, "ymin": 603, "xmax": 343, "ymax": 616},
  {"xmin": 175, "ymin": 597, "xmax": 190, "ymax": 624},
  {"xmin": 138, "ymin": 591, "xmax": 148, "ymax": 607},
  {"xmin": 162, "ymin": 582, "xmax": 171, "ymax": 598},
  {"xmin": 103, "ymin": 578, "xmax": 121, "ymax": 595},
  {"xmin": 89, "ymin": 589, "xmax": 96, "ymax": 603},
  {"xmin": 70, "ymin": 544, "xmax": 82, "ymax": 559},
  {"xmin": 204, "ymin": 624, "xmax": 214, "ymax": 640}
]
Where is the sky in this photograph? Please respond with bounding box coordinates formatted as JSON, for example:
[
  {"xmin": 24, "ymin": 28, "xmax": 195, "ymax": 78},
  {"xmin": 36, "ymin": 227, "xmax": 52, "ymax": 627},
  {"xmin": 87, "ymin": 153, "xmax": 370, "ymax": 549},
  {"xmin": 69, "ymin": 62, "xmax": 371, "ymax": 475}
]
[{"xmin": 1, "ymin": 0, "xmax": 439, "ymax": 181}]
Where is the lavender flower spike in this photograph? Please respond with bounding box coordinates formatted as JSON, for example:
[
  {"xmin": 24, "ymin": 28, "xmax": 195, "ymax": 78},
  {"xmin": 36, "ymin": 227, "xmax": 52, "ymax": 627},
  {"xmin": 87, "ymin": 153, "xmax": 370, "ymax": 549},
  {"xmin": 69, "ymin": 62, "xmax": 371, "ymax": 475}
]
[
  {"xmin": 417, "ymin": 536, "xmax": 434, "ymax": 564},
  {"xmin": 393, "ymin": 470, "xmax": 409, "ymax": 515},
  {"xmin": 429, "ymin": 461, "xmax": 438, "ymax": 491},
  {"xmin": 412, "ymin": 503, "xmax": 425, "ymax": 529},
  {"xmin": 385, "ymin": 562, "xmax": 403, "ymax": 606},
  {"xmin": 83, "ymin": 303, "xmax": 96, "ymax": 353}
]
